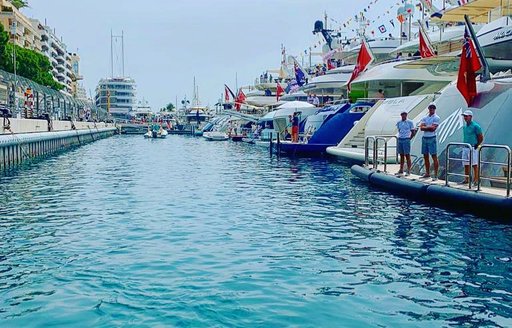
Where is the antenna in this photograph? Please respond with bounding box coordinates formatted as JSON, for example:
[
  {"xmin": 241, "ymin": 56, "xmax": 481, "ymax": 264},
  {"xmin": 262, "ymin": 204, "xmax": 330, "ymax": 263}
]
[{"xmin": 110, "ymin": 31, "xmax": 126, "ymax": 78}]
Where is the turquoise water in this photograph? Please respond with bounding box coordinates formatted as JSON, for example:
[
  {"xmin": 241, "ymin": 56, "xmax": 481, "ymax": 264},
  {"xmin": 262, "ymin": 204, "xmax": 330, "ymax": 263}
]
[{"xmin": 1, "ymin": 135, "xmax": 511, "ymax": 327}]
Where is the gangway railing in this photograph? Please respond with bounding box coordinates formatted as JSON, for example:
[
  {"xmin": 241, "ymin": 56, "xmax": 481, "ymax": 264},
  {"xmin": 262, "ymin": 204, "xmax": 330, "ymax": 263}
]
[
  {"xmin": 364, "ymin": 135, "xmax": 398, "ymax": 172},
  {"xmin": 478, "ymin": 144, "xmax": 511, "ymax": 197},
  {"xmin": 221, "ymin": 110, "xmax": 260, "ymax": 123},
  {"xmin": 445, "ymin": 143, "xmax": 511, "ymax": 196},
  {"xmin": 445, "ymin": 142, "xmax": 473, "ymax": 189}
]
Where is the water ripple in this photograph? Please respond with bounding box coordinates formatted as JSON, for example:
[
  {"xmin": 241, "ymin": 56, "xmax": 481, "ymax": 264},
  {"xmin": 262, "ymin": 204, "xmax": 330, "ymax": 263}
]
[{"xmin": 0, "ymin": 135, "xmax": 511, "ymax": 327}]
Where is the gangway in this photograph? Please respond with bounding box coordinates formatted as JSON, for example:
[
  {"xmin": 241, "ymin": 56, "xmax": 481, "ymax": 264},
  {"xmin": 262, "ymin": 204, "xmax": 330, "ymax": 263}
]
[{"xmin": 221, "ymin": 110, "xmax": 261, "ymax": 123}]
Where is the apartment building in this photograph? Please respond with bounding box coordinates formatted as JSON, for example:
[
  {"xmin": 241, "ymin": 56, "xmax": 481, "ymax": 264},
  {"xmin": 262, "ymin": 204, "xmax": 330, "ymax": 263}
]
[{"xmin": 0, "ymin": 0, "xmax": 41, "ymax": 52}]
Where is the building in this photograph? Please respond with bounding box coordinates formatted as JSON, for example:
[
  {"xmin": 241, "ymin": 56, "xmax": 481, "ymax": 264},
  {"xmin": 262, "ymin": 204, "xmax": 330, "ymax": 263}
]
[
  {"xmin": 95, "ymin": 77, "xmax": 137, "ymax": 118},
  {"xmin": 32, "ymin": 21, "xmax": 77, "ymax": 94},
  {"xmin": 0, "ymin": 0, "xmax": 41, "ymax": 52}
]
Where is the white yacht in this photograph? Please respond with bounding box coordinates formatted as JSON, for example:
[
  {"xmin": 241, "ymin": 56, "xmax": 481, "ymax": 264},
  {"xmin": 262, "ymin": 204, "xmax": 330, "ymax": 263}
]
[{"xmin": 326, "ymin": 56, "xmax": 459, "ymax": 162}]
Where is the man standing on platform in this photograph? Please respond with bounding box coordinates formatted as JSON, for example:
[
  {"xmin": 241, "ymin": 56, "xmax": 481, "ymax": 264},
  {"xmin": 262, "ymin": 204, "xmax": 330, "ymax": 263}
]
[
  {"xmin": 461, "ymin": 110, "xmax": 483, "ymax": 186},
  {"xmin": 395, "ymin": 111, "xmax": 416, "ymax": 176},
  {"xmin": 419, "ymin": 103, "xmax": 440, "ymax": 181}
]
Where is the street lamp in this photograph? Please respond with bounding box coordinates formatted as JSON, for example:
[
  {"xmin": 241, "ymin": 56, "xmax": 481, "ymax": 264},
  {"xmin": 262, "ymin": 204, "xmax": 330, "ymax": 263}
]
[{"xmin": 10, "ymin": 19, "xmax": 17, "ymax": 116}]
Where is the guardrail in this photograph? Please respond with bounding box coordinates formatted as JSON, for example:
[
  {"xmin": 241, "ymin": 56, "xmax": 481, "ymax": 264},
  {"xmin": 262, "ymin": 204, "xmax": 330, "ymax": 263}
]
[
  {"xmin": 445, "ymin": 142, "xmax": 473, "ymax": 188},
  {"xmin": 364, "ymin": 135, "xmax": 398, "ymax": 172},
  {"xmin": 478, "ymin": 144, "xmax": 511, "ymax": 197},
  {"xmin": 445, "ymin": 142, "xmax": 511, "ymax": 196}
]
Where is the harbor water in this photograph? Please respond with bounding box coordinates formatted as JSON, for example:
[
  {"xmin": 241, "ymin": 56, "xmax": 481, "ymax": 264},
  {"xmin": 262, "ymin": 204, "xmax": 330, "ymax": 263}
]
[{"xmin": 1, "ymin": 135, "xmax": 511, "ymax": 327}]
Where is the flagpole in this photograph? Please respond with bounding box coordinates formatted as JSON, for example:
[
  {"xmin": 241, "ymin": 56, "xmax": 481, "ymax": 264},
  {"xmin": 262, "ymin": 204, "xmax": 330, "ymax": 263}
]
[{"xmin": 464, "ymin": 15, "xmax": 490, "ymax": 82}]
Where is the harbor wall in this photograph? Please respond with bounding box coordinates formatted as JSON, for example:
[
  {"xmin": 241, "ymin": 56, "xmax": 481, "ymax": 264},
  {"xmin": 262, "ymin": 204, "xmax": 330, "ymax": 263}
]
[{"xmin": 0, "ymin": 120, "xmax": 117, "ymax": 171}]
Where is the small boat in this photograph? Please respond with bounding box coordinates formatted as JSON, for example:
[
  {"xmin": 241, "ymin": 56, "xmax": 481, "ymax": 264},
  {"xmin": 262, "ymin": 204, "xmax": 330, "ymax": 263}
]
[
  {"xmin": 144, "ymin": 124, "xmax": 168, "ymax": 139},
  {"xmin": 203, "ymin": 131, "xmax": 229, "ymax": 141},
  {"xmin": 230, "ymin": 135, "xmax": 244, "ymax": 142}
]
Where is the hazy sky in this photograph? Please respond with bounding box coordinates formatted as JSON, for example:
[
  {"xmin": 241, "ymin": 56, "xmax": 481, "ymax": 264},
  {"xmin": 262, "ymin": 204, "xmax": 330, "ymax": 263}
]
[{"xmin": 24, "ymin": 0, "xmax": 402, "ymax": 110}]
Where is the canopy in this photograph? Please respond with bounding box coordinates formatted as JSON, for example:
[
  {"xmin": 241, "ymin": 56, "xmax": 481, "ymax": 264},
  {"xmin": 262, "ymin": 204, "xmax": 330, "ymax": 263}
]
[
  {"xmin": 276, "ymin": 100, "xmax": 315, "ymax": 109},
  {"xmin": 435, "ymin": 0, "xmax": 512, "ymax": 23}
]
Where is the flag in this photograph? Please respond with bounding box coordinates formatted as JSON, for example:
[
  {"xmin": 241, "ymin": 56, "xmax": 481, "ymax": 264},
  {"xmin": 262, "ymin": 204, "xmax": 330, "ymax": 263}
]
[
  {"xmin": 431, "ymin": 11, "xmax": 443, "ymax": 19},
  {"xmin": 294, "ymin": 62, "xmax": 306, "ymax": 86},
  {"xmin": 347, "ymin": 39, "xmax": 375, "ymax": 92},
  {"xmin": 421, "ymin": 0, "xmax": 433, "ymax": 10},
  {"xmin": 224, "ymin": 84, "xmax": 236, "ymax": 101},
  {"xmin": 457, "ymin": 29, "xmax": 482, "ymax": 105},
  {"xmin": 458, "ymin": 0, "xmax": 468, "ymax": 5},
  {"xmin": 234, "ymin": 88, "xmax": 246, "ymax": 110},
  {"xmin": 419, "ymin": 23, "xmax": 435, "ymax": 58},
  {"xmin": 276, "ymin": 82, "xmax": 284, "ymax": 101}
]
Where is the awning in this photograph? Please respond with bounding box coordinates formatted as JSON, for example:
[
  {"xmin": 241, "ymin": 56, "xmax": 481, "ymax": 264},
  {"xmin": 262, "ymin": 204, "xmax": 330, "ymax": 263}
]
[{"xmin": 435, "ymin": 0, "xmax": 512, "ymax": 23}]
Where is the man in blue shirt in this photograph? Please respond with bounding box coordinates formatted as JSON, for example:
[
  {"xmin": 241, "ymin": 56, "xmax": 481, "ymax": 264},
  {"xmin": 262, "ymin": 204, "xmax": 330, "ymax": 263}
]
[
  {"xmin": 461, "ymin": 110, "xmax": 484, "ymax": 185},
  {"xmin": 395, "ymin": 111, "xmax": 417, "ymax": 176},
  {"xmin": 420, "ymin": 103, "xmax": 441, "ymax": 181}
]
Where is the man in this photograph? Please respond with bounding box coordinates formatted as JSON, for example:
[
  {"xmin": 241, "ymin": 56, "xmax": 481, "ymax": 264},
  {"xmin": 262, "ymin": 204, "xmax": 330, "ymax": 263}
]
[
  {"xmin": 395, "ymin": 111, "xmax": 416, "ymax": 176},
  {"xmin": 291, "ymin": 112, "xmax": 300, "ymax": 143},
  {"xmin": 312, "ymin": 94, "xmax": 320, "ymax": 107},
  {"xmin": 461, "ymin": 110, "xmax": 484, "ymax": 185},
  {"xmin": 419, "ymin": 103, "xmax": 440, "ymax": 181},
  {"xmin": 376, "ymin": 89, "xmax": 385, "ymax": 99}
]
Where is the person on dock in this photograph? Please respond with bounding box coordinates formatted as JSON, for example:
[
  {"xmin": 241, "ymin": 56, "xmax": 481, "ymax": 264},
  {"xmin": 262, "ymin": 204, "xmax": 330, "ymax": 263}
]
[
  {"xmin": 419, "ymin": 103, "xmax": 440, "ymax": 181},
  {"xmin": 291, "ymin": 112, "xmax": 300, "ymax": 143},
  {"xmin": 461, "ymin": 110, "xmax": 484, "ymax": 185},
  {"xmin": 395, "ymin": 111, "xmax": 416, "ymax": 176}
]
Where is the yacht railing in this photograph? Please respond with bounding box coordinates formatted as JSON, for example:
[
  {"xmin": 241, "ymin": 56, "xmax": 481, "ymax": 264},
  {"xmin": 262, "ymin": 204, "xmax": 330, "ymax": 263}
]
[
  {"xmin": 478, "ymin": 144, "xmax": 511, "ymax": 196},
  {"xmin": 445, "ymin": 143, "xmax": 511, "ymax": 196},
  {"xmin": 364, "ymin": 135, "xmax": 398, "ymax": 172},
  {"xmin": 445, "ymin": 142, "xmax": 473, "ymax": 188}
]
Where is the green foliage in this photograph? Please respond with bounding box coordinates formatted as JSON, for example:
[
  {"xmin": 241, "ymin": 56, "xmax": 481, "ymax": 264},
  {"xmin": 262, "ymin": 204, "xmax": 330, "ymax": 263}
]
[
  {"xmin": 161, "ymin": 103, "xmax": 175, "ymax": 112},
  {"xmin": 0, "ymin": 24, "xmax": 63, "ymax": 90},
  {"xmin": 8, "ymin": 0, "xmax": 29, "ymax": 9}
]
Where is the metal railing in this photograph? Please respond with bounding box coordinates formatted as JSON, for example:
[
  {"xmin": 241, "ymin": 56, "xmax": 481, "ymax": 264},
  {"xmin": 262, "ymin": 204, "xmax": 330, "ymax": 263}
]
[
  {"xmin": 445, "ymin": 143, "xmax": 512, "ymax": 196},
  {"xmin": 364, "ymin": 135, "xmax": 398, "ymax": 172},
  {"xmin": 478, "ymin": 144, "xmax": 511, "ymax": 197},
  {"xmin": 445, "ymin": 142, "xmax": 473, "ymax": 188}
]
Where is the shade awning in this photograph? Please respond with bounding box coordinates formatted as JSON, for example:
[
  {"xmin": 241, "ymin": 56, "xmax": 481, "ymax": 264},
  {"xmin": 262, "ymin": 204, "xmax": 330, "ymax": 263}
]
[{"xmin": 435, "ymin": 0, "xmax": 512, "ymax": 23}]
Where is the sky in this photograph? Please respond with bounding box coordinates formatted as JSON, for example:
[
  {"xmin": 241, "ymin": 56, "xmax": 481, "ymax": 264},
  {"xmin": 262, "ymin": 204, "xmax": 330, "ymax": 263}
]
[{"xmin": 23, "ymin": 0, "xmax": 401, "ymax": 110}]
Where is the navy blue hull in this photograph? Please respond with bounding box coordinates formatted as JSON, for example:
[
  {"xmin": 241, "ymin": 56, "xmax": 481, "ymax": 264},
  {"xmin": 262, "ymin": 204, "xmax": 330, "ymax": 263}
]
[{"xmin": 277, "ymin": 143, "xmax": 333, "ymax": 156}]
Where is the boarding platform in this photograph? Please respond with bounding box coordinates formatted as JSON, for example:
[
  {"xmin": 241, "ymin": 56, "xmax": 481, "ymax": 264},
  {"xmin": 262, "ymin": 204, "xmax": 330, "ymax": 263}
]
[{"xmin": 351, "ymin": 137, "xmax": 512, "ymax": 220}]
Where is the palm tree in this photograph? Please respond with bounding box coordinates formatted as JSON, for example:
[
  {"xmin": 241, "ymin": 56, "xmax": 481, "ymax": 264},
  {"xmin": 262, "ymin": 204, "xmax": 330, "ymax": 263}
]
[{"xmin": 9, "ymin": 0, "xmax": 29, "ymax": 9}]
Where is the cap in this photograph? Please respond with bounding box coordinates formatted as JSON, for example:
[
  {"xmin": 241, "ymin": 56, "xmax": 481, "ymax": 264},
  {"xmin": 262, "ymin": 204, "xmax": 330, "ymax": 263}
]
[
  {"xmin": 462, "ymin": 110, "xmax": 473, "ymax": 116},
  {"xmin": 400, "ymin": 111, "xmax": 407, "ymax": 115},
  {"xmin": 428, "ymin": 103, "xmax": 436, "ymax": 109}
]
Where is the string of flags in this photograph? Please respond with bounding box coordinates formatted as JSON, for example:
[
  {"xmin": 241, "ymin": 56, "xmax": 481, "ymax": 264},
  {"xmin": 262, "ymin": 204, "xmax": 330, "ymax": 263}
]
[{"xmin": 290, "ymin": 0, "xmax": 470, "ymax": 70}]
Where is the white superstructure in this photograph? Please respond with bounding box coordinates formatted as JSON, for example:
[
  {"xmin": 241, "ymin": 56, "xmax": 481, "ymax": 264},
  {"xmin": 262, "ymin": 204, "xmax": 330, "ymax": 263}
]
[{"xmin": 95, "ymin": 77, "xmax": 137, "ymax": 117}]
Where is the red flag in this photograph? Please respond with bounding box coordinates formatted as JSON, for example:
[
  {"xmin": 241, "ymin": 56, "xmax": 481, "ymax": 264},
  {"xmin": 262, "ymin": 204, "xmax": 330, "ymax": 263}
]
[
  {"xmin": 347, "ymin": 39, "xmax": 375, "ymax": 92},
  {"xmin": 419, "ymin": 24, "xmax": 435, "ymax": 58},
  {"xmin": 224, "ymin": 86, "xmax": 230, "ymax": 102},
  {"xmin": 276, "ymin": 82, "xmax": 284, "ymax": 101},
  {"xmin": 457, "ymin": 30, "xmax": 482, "ymax": 105},
  {"xmin": 235, "ymin": 89, "xmax": 246, "ymax": 111}
]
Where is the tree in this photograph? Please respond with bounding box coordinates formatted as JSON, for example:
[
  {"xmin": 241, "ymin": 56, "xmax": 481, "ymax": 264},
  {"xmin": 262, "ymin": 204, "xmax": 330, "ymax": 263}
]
[
  {"xmin": 161, "ymin": 103, "xmax": 175, "ymax": 112},
  {"xmin": 8, "ymin": 0, "xmax": 29, "ymax": 9}
]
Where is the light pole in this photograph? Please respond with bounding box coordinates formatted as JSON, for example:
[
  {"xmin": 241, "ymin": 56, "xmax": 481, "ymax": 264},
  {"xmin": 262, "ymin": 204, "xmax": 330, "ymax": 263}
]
[{"xmin": 10, "ymin": 19, "xmax": 17, "ymax": 116}]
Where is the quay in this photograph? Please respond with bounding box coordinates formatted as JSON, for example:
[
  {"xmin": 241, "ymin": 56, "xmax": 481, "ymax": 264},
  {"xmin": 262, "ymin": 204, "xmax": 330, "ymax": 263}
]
[{"xmin": 1, "ymin": 117, "xmax": 116, "ymax": 171}]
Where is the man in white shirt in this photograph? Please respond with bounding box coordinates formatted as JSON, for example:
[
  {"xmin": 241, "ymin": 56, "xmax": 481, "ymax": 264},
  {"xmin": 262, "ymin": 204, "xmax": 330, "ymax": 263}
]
[
  {"xmin": 419, "ymin": 103, "xmax": 441, "ymax": 181},
  {"xmin": 395, "ymin": 111, "xmax": 416, "ymax": 176},
  {"xmin": 312, "ymin": 94, "xmax": 320, "ymax": 107}
]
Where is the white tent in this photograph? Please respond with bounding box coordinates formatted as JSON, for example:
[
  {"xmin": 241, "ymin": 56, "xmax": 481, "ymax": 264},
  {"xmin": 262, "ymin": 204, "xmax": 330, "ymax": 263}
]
[{"xmin": 276, "ymin": 101, "xmax": 315, "ymax": 109}]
